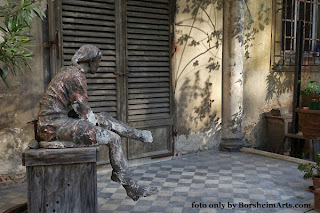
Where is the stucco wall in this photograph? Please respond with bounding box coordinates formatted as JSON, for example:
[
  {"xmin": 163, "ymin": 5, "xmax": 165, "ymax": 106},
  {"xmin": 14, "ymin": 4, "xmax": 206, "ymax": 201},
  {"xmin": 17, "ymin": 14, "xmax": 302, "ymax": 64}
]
[
  {"xmin": 0, "ymin": 2, "xmax": 44, "ymax": 183},
  {"xmin": 242, "ymin": 0, "xmax": 293, "ymax": 149},
  {"xmin": 174, "ymin": 0, "xmax": 223, "ymax": 154},
  {"xmin": 1, "ymin": 0, "xmax": 317, "ymax": 179}
]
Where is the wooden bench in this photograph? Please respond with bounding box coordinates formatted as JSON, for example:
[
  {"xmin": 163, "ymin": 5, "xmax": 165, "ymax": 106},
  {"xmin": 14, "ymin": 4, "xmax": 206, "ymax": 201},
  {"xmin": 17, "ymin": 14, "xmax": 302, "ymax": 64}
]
[
  {"xmin": 277, "ymin": 133, "xmax": 320, "ymax": 160},
  {"xmin": 22, "ymin": 147, "xmax": 99, "ymax": 213}
]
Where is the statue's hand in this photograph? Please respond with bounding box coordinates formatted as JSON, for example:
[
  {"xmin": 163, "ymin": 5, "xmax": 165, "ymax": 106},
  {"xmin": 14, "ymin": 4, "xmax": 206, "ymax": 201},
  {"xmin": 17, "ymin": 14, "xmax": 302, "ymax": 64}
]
[
  {"xmin": 140, "ymin": 130, "xmax": 153, "ymax": 143},
  {"xmin": 96, "ymin": 113, "xmax": 112, "ymax": 130}
]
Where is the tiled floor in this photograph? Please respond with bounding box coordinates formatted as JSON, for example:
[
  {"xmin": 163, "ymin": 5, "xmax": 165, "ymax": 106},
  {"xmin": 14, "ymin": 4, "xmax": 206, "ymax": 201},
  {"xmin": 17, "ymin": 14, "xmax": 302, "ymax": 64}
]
[{"xmin": 0, "ymin": 150, "xmax": 317, "ymax": 213}]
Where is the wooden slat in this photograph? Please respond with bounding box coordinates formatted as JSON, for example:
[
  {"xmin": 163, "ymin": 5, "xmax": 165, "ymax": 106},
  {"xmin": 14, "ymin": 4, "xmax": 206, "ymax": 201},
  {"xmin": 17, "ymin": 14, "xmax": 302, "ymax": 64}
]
[
  {"xmin": 128, "ymin": 97, "xmax": 169, "ymax": 105},
  {"xmin": 80, "ymin": 0, "xmax": 114, "ymax": 3},
  {"xmin": 128, "ymin": 113, "xmax": 169, "ymax": 121},
  {"xmin": 95, "ymin": 67, "xmax": 116, "ymax": 72},
  {"xmin": 87, "ymin": 90, "xmax": 117, "ymax": 96},
  {"xmin": 127, "ymin": 23, "xmax": 169, "ymax": 30},
  {"xmin": 128, "ymin": 108, "xmax": 169, "ymax": 116},
  {"xmin": 63, "ymin": 36, "xmax": 115, "ymax": 44},
  {"xmin": 62, "ymin": 18, "xmax": 115, "ymax": 27},
  {"xmin": 127, "ymin": 28, "xmax": 168, "ymax": 35},
  {"xmin": 63, "ymin": 24, "xmax": 115, "ymax": 33},
  {"xmin": 128, "ymin": 72, "xmax": 169, "ymax": 77},
  {"xmin": 128, "ymin": 67, "xmax": 170, "ymax": 72},
  {"xmin": 88, "ymin": 96, "xmax": 116, "ymax": 101},
  {"xmin": 128, "ymin": 103, "xmax": 169, "ymax": 110},
  {"xmin": 127, "ymin": 6, "xmax": 168, "ymax": 14},
  {"xmin": 127, "ymin": 34, "xmax": 168, "ymax": 41},
  {"xmin": 133, "ymin": 0, "xmax": 169, "ymax": 3},
  {"xmin": 128, "ymin": 56, "xmax": 169, "ymax": 62},
  {"xmin": 128, "ymin": 45, "xmax": 169, "ymax": 51},
  {"xmin": 128, "ymin": 62, "xmax": 169, "ymax": 67},
  {"xmin": 129, "ymin": 88, "xmax": 169, "ymax": 94},
  {"xmin": 128, "ymin": 39, "xmax": 169, "ymax": 46},
  {"xmin": 128, "ymin": 0, "xmax": 168, "ymax": 9},
  {"xmin": 62, "ymin": 11, "xmax": 114, "ymax": 21},
  {"xmin": 87, "ymin": 84, "xmax": 117, "ymax": 90},
  {"xmin": 86, "ymin": 73, "xmax": 116, "ymax": 78},
  {"xmin": 127, "ymin": 11, "xmax": 168, "ymax": 20},
  {"xmin": 128, "ymin": 17, "xmax": 168, "ymax": 25},
  {"xmin": 128, "ymin": 93, "xmax": 169, "ymax": 99},
  {"xmin": 91, "ymin": 107, "xmax": 117, "ymax": 112},
  {"xmin": 63, "ymin": 0, "xmax": 114, "ymax": 9},
  {"xmin": 88, "ymin": 101, "xmax": 116, "ymax": 107},
  {"xmin": 63, "ymin": 30, "xmax": 115, "ymax": 38},
  {"xmin": 128, "ymin": 51, "xmax": 169, "ymax": 56},
  {"xmin": 24, "ymin": 147, "xmax": 98, "ymax": 166},
  {"xmin": 128, "ymin": 77, "xmax": 169, "ymax": 83},
  {"xmin": 62, "ymin": 5, "xmax": 114, "ymax": 16},
  {"xmin": 86, "ymin": 79, "xmax": 116, "ymax": 84},
  {"xmin": 128, "ymin": 82, "xmax": 170, "ymax": 88}
]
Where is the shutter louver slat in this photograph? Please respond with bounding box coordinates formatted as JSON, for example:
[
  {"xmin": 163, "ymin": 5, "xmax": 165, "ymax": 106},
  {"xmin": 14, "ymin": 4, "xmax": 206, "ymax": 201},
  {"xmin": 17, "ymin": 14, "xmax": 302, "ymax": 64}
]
[
  {"xmin": 63, "ymin": 0, "xmax": 114, "ymax": 9},
  {"xmin": 63, "ymin": 24, "xmax": 115, "ymax": 33},
  {"xmin": 128, "ymin": 98, "xmax": 169, "ymax": 105},
  {"xmin": 127, "ymin": 6, "xmax": 168, "ymax": 15},
  {"xmin": 127, "ymin": 0, "xmax": 170, "ymax": 121},
  {"xmin": 62, "ymin": 0, "xmax": 117, "ymax": 116},
  {"xmin": 63, "ymin": 30, "xmax": 115, "ymax": 38},
  {"xmin": 127, "ymin": 0, "xmax": 169, "ymax": 9},
  {"xmin": 128, "ymin": 82, "xmax": 170, "ymax": 89},
  {"xmin": 62, "ymin": 5, "xmax": 114, "ymax": 16},
  {"xmin": 127, "ymin": 12, "xmax": 169, "ymax": 20}
]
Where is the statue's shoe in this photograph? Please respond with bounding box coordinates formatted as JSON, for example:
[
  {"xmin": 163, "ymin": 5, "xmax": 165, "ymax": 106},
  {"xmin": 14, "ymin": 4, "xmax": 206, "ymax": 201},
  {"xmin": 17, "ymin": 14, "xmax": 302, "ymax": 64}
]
[{"xmin": 123, "ymin": 184, "xmax": 159, "ymax": 201}]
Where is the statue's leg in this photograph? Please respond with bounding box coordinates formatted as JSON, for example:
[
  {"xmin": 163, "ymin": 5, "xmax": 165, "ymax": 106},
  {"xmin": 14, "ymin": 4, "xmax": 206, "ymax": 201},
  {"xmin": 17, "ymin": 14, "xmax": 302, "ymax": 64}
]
[
  {"xmin": 97, "ymin": 127, "xmax": 158, "ymax": 201},
  {"xmin": 55, "ymin": 119, "xmax": 158, "ymax": 201},
  {"xmin": 96, "ymin": 112, "xmax": 153, "ymax": 143}
]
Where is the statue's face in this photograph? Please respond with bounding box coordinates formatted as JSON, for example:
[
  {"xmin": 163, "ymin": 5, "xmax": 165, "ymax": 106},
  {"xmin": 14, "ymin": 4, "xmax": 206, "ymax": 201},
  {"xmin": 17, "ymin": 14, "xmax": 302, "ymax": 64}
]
[{"xmin": 88, "ymin": 57, "xmax": 101, "ymax": 75}]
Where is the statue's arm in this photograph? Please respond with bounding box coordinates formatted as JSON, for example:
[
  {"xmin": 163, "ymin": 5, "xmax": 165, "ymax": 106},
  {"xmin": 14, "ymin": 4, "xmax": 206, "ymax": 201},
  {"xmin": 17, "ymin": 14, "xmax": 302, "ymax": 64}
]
[{"xmin": 69, "ymin": 74, "xmax": 100, "ymax": 126}]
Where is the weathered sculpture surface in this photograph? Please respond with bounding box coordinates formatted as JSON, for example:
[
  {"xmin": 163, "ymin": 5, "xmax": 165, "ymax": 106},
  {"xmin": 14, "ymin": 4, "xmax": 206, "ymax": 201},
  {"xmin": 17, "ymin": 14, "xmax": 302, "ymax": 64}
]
[{"xmin": 37, "ymin": 44, "xmax": 158, "ymax": 201}]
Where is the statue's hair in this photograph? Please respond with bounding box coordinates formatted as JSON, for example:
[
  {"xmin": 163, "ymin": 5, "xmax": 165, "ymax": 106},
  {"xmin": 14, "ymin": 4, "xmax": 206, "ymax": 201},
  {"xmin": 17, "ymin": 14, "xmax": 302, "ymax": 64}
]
[{"xmin": 71, "ymin": 44, "xmax": 102, "ymax": 66}]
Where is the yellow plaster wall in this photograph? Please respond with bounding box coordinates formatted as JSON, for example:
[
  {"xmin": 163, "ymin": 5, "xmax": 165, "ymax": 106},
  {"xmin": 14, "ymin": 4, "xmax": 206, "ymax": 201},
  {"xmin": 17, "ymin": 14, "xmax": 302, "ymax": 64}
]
[
  {"xmin": 174, "ymin": 0, "xmax": 223, "ymax": 154},
  {"xmin": 243, "ymin": 0, "xmax": 293, "ymax": 148}
]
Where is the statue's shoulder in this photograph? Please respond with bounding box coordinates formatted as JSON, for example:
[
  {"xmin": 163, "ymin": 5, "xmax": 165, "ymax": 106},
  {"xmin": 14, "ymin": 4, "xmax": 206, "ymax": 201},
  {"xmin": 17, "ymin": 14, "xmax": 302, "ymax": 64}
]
[{"xmin": 58, "ymin": 66, "xmax": 83, "ymax": 77}]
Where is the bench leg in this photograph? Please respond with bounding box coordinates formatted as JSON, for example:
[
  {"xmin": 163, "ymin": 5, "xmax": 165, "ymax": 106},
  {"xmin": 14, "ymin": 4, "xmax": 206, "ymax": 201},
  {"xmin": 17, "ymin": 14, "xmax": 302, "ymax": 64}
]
[{"xmin": 276, "ymin": 136, "xmax": 288, "ymax": 154}]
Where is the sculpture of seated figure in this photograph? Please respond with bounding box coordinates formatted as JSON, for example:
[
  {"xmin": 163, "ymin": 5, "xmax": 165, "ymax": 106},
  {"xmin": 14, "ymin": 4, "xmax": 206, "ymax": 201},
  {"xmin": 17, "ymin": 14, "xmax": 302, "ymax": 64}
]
[{"xmin": 36, "ymin": 44, "xmax": 158, "ymax": 201}]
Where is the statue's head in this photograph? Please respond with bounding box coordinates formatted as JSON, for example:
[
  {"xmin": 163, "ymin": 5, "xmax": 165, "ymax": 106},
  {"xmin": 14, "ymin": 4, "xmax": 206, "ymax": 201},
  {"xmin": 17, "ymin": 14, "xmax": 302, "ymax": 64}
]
[{"xmin": 71, "ymin": 44, "xmax": 102, "ymax": 74}]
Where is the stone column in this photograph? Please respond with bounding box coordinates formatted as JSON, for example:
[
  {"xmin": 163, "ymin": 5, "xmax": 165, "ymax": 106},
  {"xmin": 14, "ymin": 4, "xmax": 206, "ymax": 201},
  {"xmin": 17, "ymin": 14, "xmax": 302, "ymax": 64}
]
[{"xmin": 220, "ymin": 0, "xmax": 245, "ymax": 151}]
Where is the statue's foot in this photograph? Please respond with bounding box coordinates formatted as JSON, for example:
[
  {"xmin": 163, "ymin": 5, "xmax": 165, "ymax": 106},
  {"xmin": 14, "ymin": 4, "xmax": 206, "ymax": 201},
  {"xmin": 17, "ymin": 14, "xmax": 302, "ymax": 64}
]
[
  {"xmin": 123, "ymin": 184, "xmax": 158, "ymax": 201},
  {"xmin": 111, "ymin": 172, "xmax": 121, "ymax": 183},
  {"xmin": 111, "ymin": 170, "xmax": 134, "ymax": 185},
  {"xmin": 139, "ymin": 130, "xmax": 153, "ymax": 143}
]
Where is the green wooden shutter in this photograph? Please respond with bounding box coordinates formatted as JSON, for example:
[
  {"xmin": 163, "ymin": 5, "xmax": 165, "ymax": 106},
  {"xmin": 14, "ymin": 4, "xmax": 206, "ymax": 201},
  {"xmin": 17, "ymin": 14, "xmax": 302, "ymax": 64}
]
[
  {"xmin": 61, "ymin": 0, "xmax": 117, "ymax": 117},
  {"xmin": 127, "ymin": 0, "xmax": 171, "ymax": 121}
]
